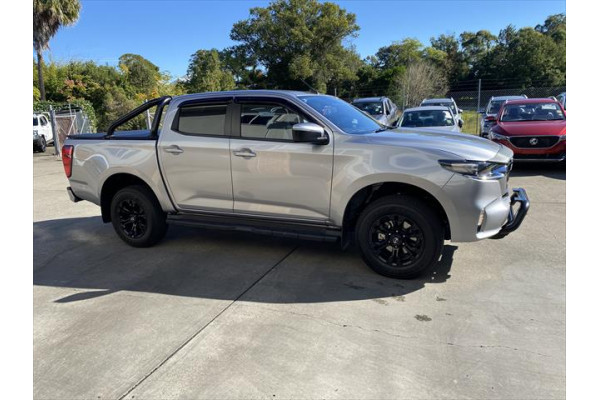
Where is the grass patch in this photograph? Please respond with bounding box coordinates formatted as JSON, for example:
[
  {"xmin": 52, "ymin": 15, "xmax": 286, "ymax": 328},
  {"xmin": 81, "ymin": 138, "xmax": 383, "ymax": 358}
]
[{"xmin": 461, "ymin": 110, "xmax": 480, "ymax": 135}]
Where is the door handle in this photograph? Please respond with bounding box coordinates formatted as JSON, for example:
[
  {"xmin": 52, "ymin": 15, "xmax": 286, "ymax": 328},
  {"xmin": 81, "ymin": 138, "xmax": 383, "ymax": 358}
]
[
  {"xmin": 164, "ymin": 145, "xmax": 184, "ymax": 154},
  {"xmin": 233, "ymin": 148, "xmax": 256, "ymax": 158}
]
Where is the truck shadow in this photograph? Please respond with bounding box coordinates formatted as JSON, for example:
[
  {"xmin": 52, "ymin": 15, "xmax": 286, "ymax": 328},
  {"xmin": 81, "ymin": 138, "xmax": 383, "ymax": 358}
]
[{"xmin": 34, "ymin": 217, "xmax": 456, "ymax": 304}]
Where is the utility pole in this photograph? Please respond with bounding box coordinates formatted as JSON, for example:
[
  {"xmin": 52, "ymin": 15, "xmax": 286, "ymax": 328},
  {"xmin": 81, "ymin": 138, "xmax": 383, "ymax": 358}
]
[{"xmin": 49, "ymin": 106, "xmax": 61, "ymax": 157}]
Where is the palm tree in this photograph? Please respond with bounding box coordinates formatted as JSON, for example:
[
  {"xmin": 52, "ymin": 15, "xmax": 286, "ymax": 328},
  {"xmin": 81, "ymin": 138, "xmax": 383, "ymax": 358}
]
[{"xmin": 33, "ymin": 0, "xmax": 81, "ymax": 101}]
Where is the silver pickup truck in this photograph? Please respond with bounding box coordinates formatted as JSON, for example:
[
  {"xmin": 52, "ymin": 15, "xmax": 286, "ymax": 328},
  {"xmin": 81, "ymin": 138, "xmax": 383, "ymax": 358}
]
[{"xmin": 63, "ymin": 90, "xmax": 529, "ymax": 279}]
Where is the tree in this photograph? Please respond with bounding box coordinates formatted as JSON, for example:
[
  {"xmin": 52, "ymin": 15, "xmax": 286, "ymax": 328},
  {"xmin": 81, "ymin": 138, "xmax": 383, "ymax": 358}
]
[
  {"xmin": 185, "ymin": 49, "xmax": 236, "ymax": 93},
  {"xmin": 374, "ymin": 38, "xmax": 424, "ymax": 69},
  {"xmin": 33, "ymin": 0, "xmax": 81, "ymax": 100},
  {"xmin": 118, "ymin": 54, "xmax": 161, "ymax": 98},
  {"xmin": 401, "ymin": 60, "xmax": 448, "ymax": 108},
  {"xmin": 460, "ymin": 30, "xmax": 497, "ymax": 76},
  {"xmin": 430, "ymin": 34, "xmax": 468, "ymax": 86},
  {"xmin": 230, "ymin": 0, "xmax": 359, "ymax": 92}
]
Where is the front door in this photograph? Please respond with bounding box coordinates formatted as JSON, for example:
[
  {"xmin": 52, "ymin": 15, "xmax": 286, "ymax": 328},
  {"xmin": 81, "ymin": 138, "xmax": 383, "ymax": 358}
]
[
  {"xmin": 158, "ymin": 98, "xmax": 234, "ymax": 212},
  {"xmin": 229, "ymin": 98, "xmax": 334, "ymax": 221}
]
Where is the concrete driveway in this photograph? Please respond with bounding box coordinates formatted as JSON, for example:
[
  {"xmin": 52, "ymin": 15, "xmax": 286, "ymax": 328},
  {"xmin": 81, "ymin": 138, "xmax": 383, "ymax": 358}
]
[{"xmin": 34, "ymin": 148, "xmax": 565, "ymax": 399}]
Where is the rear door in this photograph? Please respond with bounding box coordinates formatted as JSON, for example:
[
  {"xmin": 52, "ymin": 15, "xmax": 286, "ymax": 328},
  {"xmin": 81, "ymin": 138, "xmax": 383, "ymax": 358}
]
[
  {"xmin": 158, "ymin": 97, "xmax": 234, "ymax": 212},
  {"xmin": 229, "ymin": 97, "xmax": 334, "ymax": 221}
]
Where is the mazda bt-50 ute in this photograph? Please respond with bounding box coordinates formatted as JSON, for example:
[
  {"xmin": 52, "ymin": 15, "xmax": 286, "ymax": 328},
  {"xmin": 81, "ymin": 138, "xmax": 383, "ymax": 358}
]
[{"xmin": 63, "ymin": 91, "xmax": 529, "ymax": 279}]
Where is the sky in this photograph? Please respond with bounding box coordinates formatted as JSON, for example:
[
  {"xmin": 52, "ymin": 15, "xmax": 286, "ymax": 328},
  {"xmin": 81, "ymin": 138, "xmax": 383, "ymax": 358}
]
[{"xmin": 44, "ymin": 0, "xmax": 566, "ymax": 79}]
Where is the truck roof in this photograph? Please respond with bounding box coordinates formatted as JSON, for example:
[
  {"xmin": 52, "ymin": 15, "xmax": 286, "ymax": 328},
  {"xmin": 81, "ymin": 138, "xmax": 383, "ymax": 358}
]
[{"xmin": 173, "ymin": 89, "xmax": 320, "ymax": 102}]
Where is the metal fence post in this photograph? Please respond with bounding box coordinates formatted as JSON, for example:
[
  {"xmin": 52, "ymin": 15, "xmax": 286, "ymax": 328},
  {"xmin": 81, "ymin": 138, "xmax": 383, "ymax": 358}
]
[
  {"xmin": 476, "ymin": 79, "xmax": 482, "ymax": 135},
  {"xmin": 49, "ymin": 106, "xmax": 61, "ymax": 156}
]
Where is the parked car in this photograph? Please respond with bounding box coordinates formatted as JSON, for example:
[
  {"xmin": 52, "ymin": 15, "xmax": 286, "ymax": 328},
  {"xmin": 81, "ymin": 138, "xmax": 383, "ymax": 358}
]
[
  {"xmin": 63, "ymin": 90, "xmax": 528, "ymax": 279},
  {"xmin": 398, "ymin": 106, "xmax": 462, "ymax": 132},
  {"xmin": 479, "ymin": 95, "xmax": 528, "ymax": 138},
  {"xmin": 33, "ymin": 113, "xmax": 53, "ymax": 152},
  {"xmin": 556, "ymin": 92, "xmax": 566, "ymax": 109},
  {"xmin": 352, "ymin": 96, "xmax": 399, "ymax": 126},
  {"xmin": 420, "ymin": 98, "xmax": 463, "ymax": 126},
  {"xmin": 488, "ymin": 98, "xmax": 566, "ymax": 162}
]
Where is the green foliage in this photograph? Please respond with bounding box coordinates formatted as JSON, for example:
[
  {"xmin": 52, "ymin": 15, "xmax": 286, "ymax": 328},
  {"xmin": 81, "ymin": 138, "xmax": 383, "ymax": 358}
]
[
  {"xmin": 229, "ymin": 0, "xmax": 360, "ymax": 92},
  {"xmin": 185, "ymin": 49, "xmax": 236, "ymax": 93},
  {"xmin": 33, "ymin": 0, "xmax": 81, "ymax": 100}
]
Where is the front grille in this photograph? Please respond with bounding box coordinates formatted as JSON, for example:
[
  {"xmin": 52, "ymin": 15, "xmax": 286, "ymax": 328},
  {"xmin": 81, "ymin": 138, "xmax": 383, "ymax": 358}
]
[
  {"xmin": 513, "ymin": 153, "xmax": 565, "ymax": 161},
  {"xmin": 509, "ymin": 136, "xmax": 560, "ymax": 148}
]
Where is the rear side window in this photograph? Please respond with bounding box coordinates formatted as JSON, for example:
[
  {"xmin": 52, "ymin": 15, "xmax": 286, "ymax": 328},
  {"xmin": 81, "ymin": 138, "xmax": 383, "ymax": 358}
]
[{"xmin": 175, "ymin": 104, "xmax": 227, "ymax": 136}]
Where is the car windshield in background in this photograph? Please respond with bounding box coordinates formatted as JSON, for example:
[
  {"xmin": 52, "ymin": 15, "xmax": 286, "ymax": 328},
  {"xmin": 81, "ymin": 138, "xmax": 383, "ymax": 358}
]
[
  {"xmin": 401, "ymin": 110, "xmax": 455, "ymax": 128},
  {"xmin": 487, "ymin": 100, "xmax": 505, "ymax": 114},
  {"xmin": 353, "ymin": 101, "xmax": 384, "ymax": 116},
  {"xmin": 33, "ymin": 117, "xmax": 38, "ymax": 126},
  {"xmin": 500, "ymin": 103, "xmax": 565, "ymax": 122},
  {"xmin": 424, "ymin": 102, "xmax": 456, "ymax": 114},
  {"xmin": 300, "ymin": 95, "xmax": 382, "ymax": 134}
]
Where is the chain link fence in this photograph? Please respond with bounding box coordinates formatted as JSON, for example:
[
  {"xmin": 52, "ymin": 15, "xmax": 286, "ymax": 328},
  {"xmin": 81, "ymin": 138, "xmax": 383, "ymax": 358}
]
[{"xmin": 448, "ymin": 86, "xmax": 566, "ymax": 112}]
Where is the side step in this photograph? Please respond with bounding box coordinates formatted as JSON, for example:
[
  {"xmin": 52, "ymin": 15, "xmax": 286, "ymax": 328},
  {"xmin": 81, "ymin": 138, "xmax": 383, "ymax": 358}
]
[{"xmin": 167, "ymin": 213, "xmax": 341, "ymax": 242}]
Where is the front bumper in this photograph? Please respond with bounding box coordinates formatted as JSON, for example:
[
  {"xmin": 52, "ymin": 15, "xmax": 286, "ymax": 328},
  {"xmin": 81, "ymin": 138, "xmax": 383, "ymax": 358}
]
[
  {"xmin": 491, "ymin": 188, "xmax": 530, "ymax": 239},
  {"xmin": 491, "ymin": 138, "xmax": 566, "ymax": 162}
]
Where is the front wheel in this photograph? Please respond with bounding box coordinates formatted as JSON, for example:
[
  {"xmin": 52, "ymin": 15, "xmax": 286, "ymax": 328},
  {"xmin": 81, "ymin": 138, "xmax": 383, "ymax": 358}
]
[
  {"xmin": 39, "ymin": 136, "xmax": 47, "ymax": 153},
  {"xmin": 355, "ymin": 195, "xmax": 444, "ymax": 279},
  {"xmin": 110, "ymin": 185, "xmax": 167, "ymax": 247}
]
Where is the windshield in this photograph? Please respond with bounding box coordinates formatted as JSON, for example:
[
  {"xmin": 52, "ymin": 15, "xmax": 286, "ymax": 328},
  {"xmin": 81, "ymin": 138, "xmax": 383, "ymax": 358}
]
[
  {"xmin": 487, "ymin": 100, "xmax": 505, "ymax": 114},
  {"xmin": 423, "ymin": 101, "xmax": 456, "ymax": 114},
  {"xmin": 300, "ymin": 95, "xmax": 382, "ymax": 134},
  {"xmin": 33, "ymin": 117, "xmax": 38, "ymax": 126},
  {"xmin": 353, "ymin": 101, "xmax": 384, "ymax": 116},
  {"xmin": 500, "ymin": 103, "xmax": 565, "ymax": 122},
  {"xmin": 401, "ymin": 110, "xmax": 455, "ymax": 128}
]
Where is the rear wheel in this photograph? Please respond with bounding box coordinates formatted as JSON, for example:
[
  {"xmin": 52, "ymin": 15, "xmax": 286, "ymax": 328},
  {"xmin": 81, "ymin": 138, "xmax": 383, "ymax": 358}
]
[
  {"xmin": 110, "ymin": 185, "xmax": 167, "ymax": 247},
  {"xmin": 355, "ymin": 195, "xmax": 443, "ymax": 279}
]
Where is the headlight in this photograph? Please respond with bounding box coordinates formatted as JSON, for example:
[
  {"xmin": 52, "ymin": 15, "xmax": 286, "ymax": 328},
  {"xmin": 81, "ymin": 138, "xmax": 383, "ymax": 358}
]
[
  {"xmin": 33, "ymin": 130, "xmax": 39, "ymax": 137},
  {"xmin": 489, "ymin": 131, "xmax": 508, "ymax": 140},
  {"xmin": 559, "ymin": 135, "xmax": 566, "ymax": 141},
  {"xmin": 439, "ymin": 160, "xmax": 508, "ymax": 180}
]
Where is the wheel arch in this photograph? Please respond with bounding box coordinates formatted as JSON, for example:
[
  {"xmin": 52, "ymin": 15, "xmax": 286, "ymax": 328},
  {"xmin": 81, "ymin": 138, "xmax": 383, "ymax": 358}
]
[
  {"xmin": 341, "ymin": 181, "xmax": 452, "ymax": 245},
  {"xmin": 100, "ymin": 173, "xmax": 162, "ymax": 223}
]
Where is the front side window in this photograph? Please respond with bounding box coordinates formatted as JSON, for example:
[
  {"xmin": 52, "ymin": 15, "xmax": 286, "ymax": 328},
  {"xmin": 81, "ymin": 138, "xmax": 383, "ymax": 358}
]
[
  {"xmin": 301, "ymin": 95, "xmax": 382, "ymax": 134},
  {"xmin": 176, "ymin": 104, "xmax": 227, "ymax": 135},
  {"xmin": 353, "ymin": 101, "xmax": 384, "ymax": 116},
  {"xmin": 240, "ymin": 103, "xmax": 308, "ymax": 140},
  {"xmin": 401, "ymin": 110, "xmax": 455, "ymax": 128},
  {"xmin": 500, "ymin": 103, "xmax": 565, "ymax": 122}
]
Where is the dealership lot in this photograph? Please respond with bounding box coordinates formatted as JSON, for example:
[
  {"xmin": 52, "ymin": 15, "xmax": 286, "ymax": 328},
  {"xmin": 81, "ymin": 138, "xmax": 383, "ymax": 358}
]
[{"xmin": 34, "ymin": 149, "xmax": 565, "ymax": 399}]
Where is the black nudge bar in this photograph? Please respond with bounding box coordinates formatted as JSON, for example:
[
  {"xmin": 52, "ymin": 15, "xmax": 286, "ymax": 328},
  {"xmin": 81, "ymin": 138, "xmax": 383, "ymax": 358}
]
[{"xmin": 492, "ymin": 188, "xmax": 530, "ymax": 239}]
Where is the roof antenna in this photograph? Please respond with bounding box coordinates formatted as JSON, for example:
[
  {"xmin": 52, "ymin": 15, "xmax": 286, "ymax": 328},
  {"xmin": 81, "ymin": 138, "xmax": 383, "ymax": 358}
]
[{"xmin": 300, "ymin": 78, "xmax": 319, "ymax": 94}]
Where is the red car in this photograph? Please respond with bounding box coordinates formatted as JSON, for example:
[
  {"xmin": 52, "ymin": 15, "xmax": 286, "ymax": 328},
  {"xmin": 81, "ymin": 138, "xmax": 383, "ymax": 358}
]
[{"xmin": 488, "ymin": 98, "xmax": 566, "ymax": 162}]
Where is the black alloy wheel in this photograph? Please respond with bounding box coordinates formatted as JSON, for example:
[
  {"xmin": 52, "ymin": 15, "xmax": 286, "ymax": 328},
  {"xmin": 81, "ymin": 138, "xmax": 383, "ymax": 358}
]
[
  {"xmin": 117, "ymin": 198, "xmax": 148, "ymax": 239},
  {"xmin": 368, "ymin": 214, "xmax": 425, "ymax": 267}
]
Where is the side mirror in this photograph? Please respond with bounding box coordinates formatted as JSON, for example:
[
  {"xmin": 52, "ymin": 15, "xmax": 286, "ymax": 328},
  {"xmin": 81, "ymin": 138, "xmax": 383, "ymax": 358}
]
[
  {"xmin": 485, "ymin": 115, "xmax": 497, "ymax": 123},
  {"xmin": 458, "ymin": 108, "xmax": 463, "ymax": 114},
  {"xmin": 292, "ymin": 122, "xmax": 328, "ymax": 144},
  {"xmin": 458, "ymin": 120, "xmax": 464, "ymax": 128}
]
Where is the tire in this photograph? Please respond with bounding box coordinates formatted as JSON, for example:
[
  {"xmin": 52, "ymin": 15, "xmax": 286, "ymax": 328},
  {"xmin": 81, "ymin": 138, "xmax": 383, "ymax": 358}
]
[
  {"xmin": 355, "ymin": 195, "xmax": 444, "ymax": 279},
  {"xmin": 110, "ymin": 185, "xmax": 167, "ymax": 247},
  {"xmin": 39, "ymin": 136, "xmax": 46, "ymax": 153}
]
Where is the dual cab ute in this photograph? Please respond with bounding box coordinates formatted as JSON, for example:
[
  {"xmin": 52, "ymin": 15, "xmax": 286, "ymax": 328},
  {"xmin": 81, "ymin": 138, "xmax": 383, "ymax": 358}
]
[{"xmin": 63, "ymin": 91, "xmax": 529, "ymax": 279}]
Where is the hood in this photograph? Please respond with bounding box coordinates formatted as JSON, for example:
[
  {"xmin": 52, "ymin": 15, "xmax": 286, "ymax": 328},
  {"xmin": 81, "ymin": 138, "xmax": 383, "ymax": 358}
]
[
  {"xmin": 363, "ymin": 127, "xmax": 508, "ymax": 162},
  {"xmin": 495, "ymin": 120, "xmax": 566, "ymax": 136}
]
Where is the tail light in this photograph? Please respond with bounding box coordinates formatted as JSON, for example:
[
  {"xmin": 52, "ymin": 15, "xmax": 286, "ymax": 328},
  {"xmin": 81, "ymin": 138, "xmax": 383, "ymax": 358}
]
[{"xmin": 62, "ymin": 145, "xmax": 74, "ymax": 178}]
